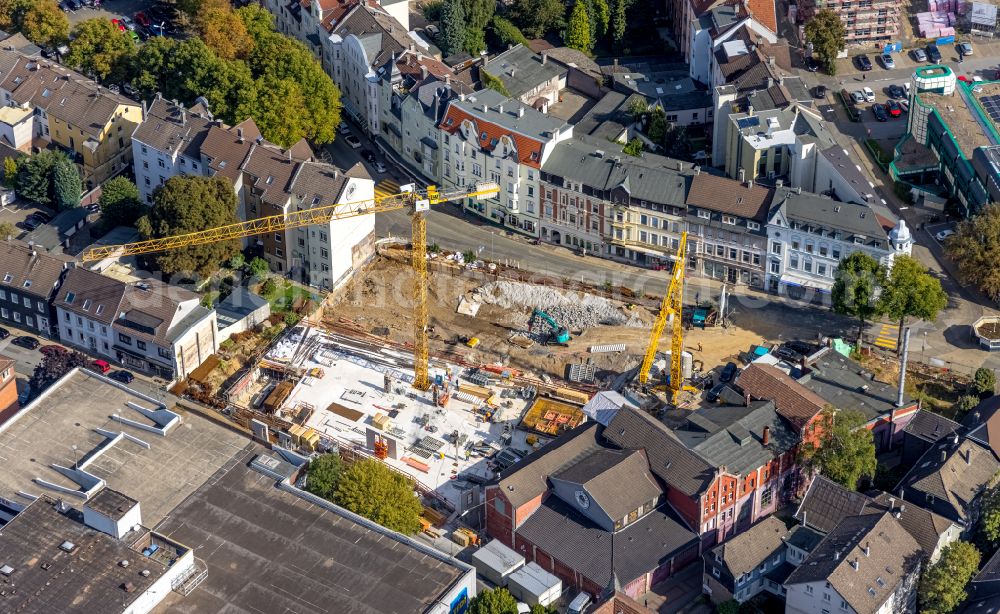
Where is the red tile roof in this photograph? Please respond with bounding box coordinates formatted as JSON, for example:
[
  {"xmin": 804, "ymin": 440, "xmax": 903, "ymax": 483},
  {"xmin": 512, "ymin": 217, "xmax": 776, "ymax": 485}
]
[
  {"xmin": 748, "ymin": 0, "xmax": 778, "ymax": 32},
  {"xmin": 736, "ymin": 363, "xmax": 826, "ymax": 430},
  {"xmin": 439, "ymin": 105, "xmax": 546, "ymax": 169}
]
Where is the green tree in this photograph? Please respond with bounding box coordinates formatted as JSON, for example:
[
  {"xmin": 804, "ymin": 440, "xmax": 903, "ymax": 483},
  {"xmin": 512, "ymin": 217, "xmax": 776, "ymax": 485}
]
[
  {"xmin": 197, "ymin": 6, "xmax": 254, "ymax": 60},
  {"xmin": 98, "ymin": 176, "xmax": 143, "ymax": 227},
  {"xmin": 831, "ymin": 251, "xmax": 885, "ymax": 345},
  {"xmin": 21, "ymin": 0, "xmax": 68, "ymax": 47},
  {"xmin": 3, "ymin": 156, "xmax": 18, "ymax": 188},
  {"xmin": 648, "ymin": 107, "xmax": 667, "ymax": 143},
  {"xmin": 305, "ymin": 453, "xmax": 343, "ymax": 500},
  {"xmin": 919, "ymin": 541, "xmax": 981, "ymax": 614},
  {"xmin": 16, "ymin": 150, "xmax": 73, "ymax": 207},
  {"xmin": 879, "ymin": 254, "xmax": 948, "ymax": 352},
  {"xmin": 460, "ymin": 0, "xmax": 494, "ymax": 55},
  {"xmin": 248, "ymin": 256, "xmax": 270, "ymax": 279},
  {"xmin": 622, "ymin": 138, "xmax": 644, "ymax": 157},
  {"xmin": 590, "ymin": 0, "xmax": 609, "ymax": 37},
  {"xmin": 804, "ymin": 9, "xmax": 846, "ymax": 75},
  {"xmin": 489, "ymin": 16, "xmax": 529, "ymax": 49},
  {"xmin": 628, "ymin": 96, "xmax": 647, "ymax": 122},
  {"xmin": 946, "ymin": 204, "xmax": 1000, "ymax": 300},
  {"xmin": 28, "ymin": 349, "xmax": 89, "ymax": 398},
  {"xmin": 0, "ymin": 222, "xmax": 14, "ymax": 239},
  {"xmin": 136, "ymin": 176, "xmax": 240, "ymax": 277},
  {"xmin": 228, "ymin": 253, "xmax": 245, "ymax": 270},
  {"xmin": 565, "ymin": 1, "xmax": 593, "ymax": 53},
  {"xmin": 956, "ymin": 394, "xmax": 981, "ymax": 413},
  {"xmin": 480, "ymin": 70, "xmax": 510, "ymax": 96},
  {"xmin": 715, "ymin": 601, "xmax": 740, "ymax": 614},
  {"xmin": 529, "ymin": 604, "xmax": 556, "ymax": 614},
  {"xmin": 65, "ymin": 18, "xmax": 136, "ymax": 82},
  {"xmin": 439, "ymin": 0, "xmax": 466, "ymax": 56},
  {"xmin": 51, "ymin": 156, "xmax": 81, "ymax": 210},
  {"xmin": 800, "ymin": 407, "xmax": 876, "ymax": 491},
  {"xmin": 0, "ymin": 0, "xmax": 33, "ymax": 31},
  {"xmin": 610, "ymin": 0, "xmax": 629, "ymax": 46},
  {"xmin": 980, "ymin": 485, "xmax": 1000, "ymax": 551},
  {"xmin": 508, "ymin": 0, "xmax": 565, "ymax": 38},
  {"xmin": 334, "ymin": 459, "xmax": 423, "ymax": 534},
  {"xmin": 975, "ymin": 368, "xmax": 997, "ymax": 397},
  {"xmin": 469, "ymin": 587, "xmax": 519, "ymax": 614},
  {"xmin": 251, "ymin": 76, "xmax": 309, "ymax": 149}
]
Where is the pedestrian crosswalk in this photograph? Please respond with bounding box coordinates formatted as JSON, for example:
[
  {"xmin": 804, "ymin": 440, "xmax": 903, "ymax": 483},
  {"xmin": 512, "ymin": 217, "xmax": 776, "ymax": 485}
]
[
  {"xmin": 375, "ymin": 179, "xmax": 400, "ymax": 200},
  {"xmin": 873, "ymin": 323, "xmax": 899, "ymax": 351}
]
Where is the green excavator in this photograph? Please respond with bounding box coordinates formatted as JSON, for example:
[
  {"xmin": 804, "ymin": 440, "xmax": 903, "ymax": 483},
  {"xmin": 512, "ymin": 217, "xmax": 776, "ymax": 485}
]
[{"xmin": 529, "ymin": 308, "xmax": 571, "ymax": 345}]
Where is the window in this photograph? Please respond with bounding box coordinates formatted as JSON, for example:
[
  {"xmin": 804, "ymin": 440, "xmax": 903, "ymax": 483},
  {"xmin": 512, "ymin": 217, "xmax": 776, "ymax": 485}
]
[
  {"xmin": 158, "ymin": 346, "xmax": 171, "ymax": 358},
  {"xmin": 118, "ymin": 333, "xmax": 132, "ymax": 345},
  {"xmin": 137, "ymin": 340, "xmax": 147, "ymax": 351},
  {"xmin": 792, "ymin": 239, "xmax": 800, "ymax": 250},
  {"xmin": 823, "ymin": 592, "xmax": 831, "ymax": 602},
  {"xmin": 803, "ymin": 260, "xmax": 812, "ymax": 273},
  {"xmin": 771, "ymin": 243, "xmax": 781, "ymax": 254},
  {"xmin": 832, "ymin": 247, "xmax": 842, "ymax": 259},
  {"xmin": 770, "ymin": 261, "xmax": 780, "ymax": 274},
  {"xmin": 82, "ymin": 299, "xmax": 91, "ymax": 311},
  {"xmin": 12, "ymin": 312, "xmax": 19, "ymax": 323},
  {"xmin": 274, "ymin": 234, "xmax": 282, "ymax": 243},
  {"xmin": 747, "ymin": 221, "xmax": 760, "ymax": 230},
  {"xmin": 818, "ymin": 264, "xmax": 827, "ymax": 276},
  {"xmin": 806, "ymin": 585, "xmax": 814, "ymax": 595},
  {"xmin": 819, "ymin": 245, "xmax": 829, "ymax": 257},
  {"xmin": 712, "ymin": 567, "xmax": 721, "ymax": 579},
  {"xmin": 698, "ymin": 210, "xmax": 710, "ymax": 220},
  {"xmin": 790, "ymin": 255, "xmax": 799, "ymax": 269},
  {"xmin": 722, "ymin": 215, "xmax": 736, "ymax": 225},
  {"xmin": 36, "ymin": 301, "xmax": 44, "ymax": 313},
  {"xmin": 22, "ymin": 296, "xmax": 29, "ymax": 307}
]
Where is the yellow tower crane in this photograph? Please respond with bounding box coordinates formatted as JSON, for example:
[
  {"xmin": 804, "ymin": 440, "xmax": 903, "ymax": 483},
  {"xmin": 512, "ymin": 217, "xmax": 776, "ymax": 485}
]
[
  {"xmin": 81, "ymin": 181, "xmax": 501, "ymax": 391},
  {"xmin": 637, "ymin": 231, "xmax": 688, "ymax": 404}
]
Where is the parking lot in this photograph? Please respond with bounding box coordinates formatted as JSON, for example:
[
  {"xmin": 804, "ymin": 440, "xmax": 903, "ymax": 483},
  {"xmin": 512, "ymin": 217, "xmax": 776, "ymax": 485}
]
[{"xmin": 62, "ymin": 0, "xmax": 181, "ymax": 40}]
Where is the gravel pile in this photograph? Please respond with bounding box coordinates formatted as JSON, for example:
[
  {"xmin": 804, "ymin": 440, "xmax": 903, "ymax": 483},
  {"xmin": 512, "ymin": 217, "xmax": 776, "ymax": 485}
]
[{"xmin": 477, "ymin": 281, "xmax": 645, "ymax": 329}]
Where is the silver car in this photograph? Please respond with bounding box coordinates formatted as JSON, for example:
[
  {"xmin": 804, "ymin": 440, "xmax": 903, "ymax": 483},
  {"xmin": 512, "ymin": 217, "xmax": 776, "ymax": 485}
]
[
  {"xmin": 958, "ymin": 42, "xmax": 973, "ymax": 56},
  {"xmin": 912, "ymin": 48, "xmax": 927, "ymax": 62}
]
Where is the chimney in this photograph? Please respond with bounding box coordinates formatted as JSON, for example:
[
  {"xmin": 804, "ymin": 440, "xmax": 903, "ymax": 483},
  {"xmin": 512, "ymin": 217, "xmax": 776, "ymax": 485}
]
[
  {"xmin": 889, "ymin": 496, "xmax": 895, "ymax": 510},
  {"xmin": 237, "ymin": 127, "xmax": 244, "ymax": 143},
  {"xmin": 850, "ymin": 559, "xmax": 859, "ymax": 570},
  {"xmin": 141, "ymin": 99, "xmax": 147, "ymax": 117},
  {"xmin": 694, "ymin": 166, "xmax": 701, "ymax": 175},
  {"xmin": 941, "ymin": 449, "xmax": 947, "ymax": 462},
  {"xmin": 768, "ymin": 55, "xmax": 775, "ymax": 66},
  {"xmin": 762, "ymin": 425, "xmax": 770, "ymax": 446},
  {"xmin": 966, "ymin": 449, "xmax": 972, "ymax": 465},
  {"xmin": 613, "ymin": 58, "xmax": 619, "ymax": 70},
  {"xmin": 445, "ymin": 74, "xmax": 451, "ymax": 85},
  {"xmin": 518, "ymin": 107, "xmax": 525, "ymax": 118},
  {"xmin": 744, "ymin": 393, "xmax": 750, "ymax": 406},
  {"xmin": 766, "ymin": 77, "xmax": 774, "ymax": 88},
  {"xmin": 863, "ymin": 543, "xmax": 870, "ymax": 557},
  {"xmin": 497, "ymin": 104, "xmax": 503, "ymax": 114},
  {"xmin": 421, "ymin": 66, "xmax": 428, "ymax": 80},
  {"xmin": 775, "ymin": 179, "xmax": 783, "ymax": 188},
  {"xmin": 541, "ymin": 52, "xmax": 548, "ymax": 65},
  {"xmin": 738, "ymin": 168, "xmax": 745, "ymax": 183},
  {"xmin": 975, "ymin": 411, "xmax": 982, "ymax": 423},
  {"xmin": 834, "ymin": 550, "xmax": 840, "ymax": 561},
  {"xmin": 180, "ymin": 108, "xmax": 186, "ymax": 125},
  {"xmin": 747, "ymin": 179, "xmax": 753, "ymax": 189},
  {"xmin": 952, "ymin": 434, "xmax": 960, "ymax": 446}
]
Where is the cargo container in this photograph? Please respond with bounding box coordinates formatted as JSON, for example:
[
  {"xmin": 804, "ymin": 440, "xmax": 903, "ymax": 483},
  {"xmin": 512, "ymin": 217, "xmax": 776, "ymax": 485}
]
[
  {"xmin": 506, "ymin": 562, "xmax": 561, "ymax": 607},
  {"xmin": 471, "ymin": 539, "xmax": 524, "ymax": 586}
]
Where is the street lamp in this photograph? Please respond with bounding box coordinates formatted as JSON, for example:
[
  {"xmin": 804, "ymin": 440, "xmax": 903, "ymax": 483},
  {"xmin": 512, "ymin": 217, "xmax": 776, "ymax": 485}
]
[{"xmin": 71, "ymin": 444, "xmax": 79, "ymax": 470}]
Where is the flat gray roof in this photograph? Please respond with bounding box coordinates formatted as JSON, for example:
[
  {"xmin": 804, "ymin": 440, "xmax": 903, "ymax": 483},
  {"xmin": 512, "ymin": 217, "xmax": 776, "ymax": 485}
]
[
  {"xmin": 0, "ymin": 369, "xmax": 250, "ymax": 524},
  {"xmin": 152, "ymin": 448, "xmax": 468, "ymax": 614}
]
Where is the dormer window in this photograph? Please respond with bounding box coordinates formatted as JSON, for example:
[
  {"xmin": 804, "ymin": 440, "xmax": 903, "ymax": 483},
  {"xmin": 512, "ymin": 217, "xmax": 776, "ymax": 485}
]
[
  {"xmin": 65, "ymin": 292, "xmax": 75, "ymax": 304},
  {"xmin": 22, "ymin": 280, "xmax": 30, "ymax": 288},
  {"xmin": 82, "ymin": 299, "xmax": 91, "ymax": 310},
  {"xmin": 95, "ymin": 305, "xmax": 104, "ymax": 316}
]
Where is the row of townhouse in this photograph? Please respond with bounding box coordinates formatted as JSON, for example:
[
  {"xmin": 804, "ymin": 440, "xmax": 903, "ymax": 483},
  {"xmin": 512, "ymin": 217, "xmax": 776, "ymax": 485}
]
[
  {"xmin": 0, "ymin": 45, "xmax": 142, "ymax": 188},
  {"xmin": 130, "ymin": 95, "xmax": 376, "ymax": 292},
  {"xmin": 0, "ymin": 240, "xmax": 216, "ymax": 380}
]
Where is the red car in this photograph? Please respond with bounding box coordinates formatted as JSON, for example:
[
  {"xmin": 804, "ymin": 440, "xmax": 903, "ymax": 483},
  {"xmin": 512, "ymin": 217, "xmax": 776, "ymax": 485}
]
[
  {"xmin": 887, "ymin": 100, "xmax": 903, "ymax": 117},
  {"xmin": 134, "ymin": 11, "xmax": 150, "ymax": 27},
  {"xmin": 40, "ymin": 345, "xmax": 67, "ymax": 357},
  {"xmin": 111, "ymin": 18, "xmax": 126, "ymax": 32},
  {"xmin": 91, "ymin": 359, "xmax": 111, "ymax": 374}
]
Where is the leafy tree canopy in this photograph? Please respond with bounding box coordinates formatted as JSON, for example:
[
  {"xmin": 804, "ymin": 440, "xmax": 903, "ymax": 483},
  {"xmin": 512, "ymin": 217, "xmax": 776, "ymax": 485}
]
[
  {"xmin": 831, "ymin": 251, "xmax": 885, "ymax": 343},
  {"xmin": 489, "ymin": 16, "xmax": 529, "ymax": 50},
  {"xmin": 21, "ymin": 0, "xmax": 68, "ymax": 47},
  {"xmin": 16, "ymin": 150, "xmax": 75, "ymax": 208},
  {"xmin": 29, "ymin": 349, "xmax": 89, "ymax": 398},
  {"xmin": 804, "ymin": 9, "xmax": 846, "ymax": 74},
  {"xmin": 880, "ymin": 254, "xmax": 947, "ymax": 350},
  {"xmin": 508, "ymin": 0, "xmax": 565, "ymax": 39},
  {"xmin": 919, "ymin": 541, "xmax": 981, "ymax": 614},
  {"xmin": 136, "ymin": 175, "xmax": 241, "ymax": 277},
  {"xmin": 975, "ymin": 367, "xmax": 996, "ymax": 397},
  {"xmin": 800, "ymin": 407, "xmax": 876, "ymax": 491},
  {"xmin": 469, "ymin": 587, "xmax": 519, "ymax": 614},
  {"xmin": 98, "ymin": 176, "xmax": 143, "ymax": 228},
  {"xmin": 197, "ymin": 6, "xmax": 254, "ymax": 61},
  {"xmin": 622, "ymin": 138, "xmax": 644, "ymax": 157},
  {"xmin": 946, "ymin": 204, "xmax": 1000, "ymax": 300},
  {"xmin": 305, "ymin": 453, "xmax": 343, "ymax": 500},
  {"xmin": 334, "ymin": 459, "xmax": 423, "ymax": 534},
  {"xmin": 51, "ymin": 154, "xmax": 81, "ymax": 210},
  {"xmin": 65, "ymin": 18, "xmax": 136, "ymax": 82},
  {"xmin": 565, "ymin": 1, "xmax": 593, "ymax": 53},
  {"xmin": 248, "ymin": 256, "xmax": 270, "ymax": 279},
  {"xmin": 439, "ymin": 0, "xmax": 466, "ymax": 56}
]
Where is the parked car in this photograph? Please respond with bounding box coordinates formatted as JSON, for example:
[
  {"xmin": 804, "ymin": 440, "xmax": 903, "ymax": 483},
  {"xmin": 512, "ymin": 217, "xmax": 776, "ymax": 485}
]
[
  {"xmin": 12, "ymin": 336, "xmax": 39, "ymax": 350},
  {"xmin": 936, "ymin": 228, "xmax": 955, "ymax": 242},
  {"xmin": 720, "ymin": 361, "xmax": 738, "ymax": 383},
  {"xmin": 926, "ymin": 44, "xmax": 942, "ymax": 63},
  {"xmin": 806, "ymin": 57, "xmax": 820, "ymax": 72},
  {"xmin": 40, "ymin": 345, "xmax": 67, "ymax": 357},
  {"xmin": 119, "ymin": 15, "xmax": 136, "ymax": 30},
  {"xmin": 813, "ymin": 84, "xmax": 827, "ymax": 98},
  {"xmin": 862, "ymin": 87, "xmax": 876, "ymax": 102},
  {"xmin": 872, "ymin": 103, "xmax": 889, "ymax": 121},
  {"xmin": 881, "ymin": 54, "xmax": 895, "ymax": 69},
  {"xmin": 912, "ymin": 48, "xmax": 927, "ymax": 62},
  {"xmin": 850, "ymin": 90, "xmax": 866, "ymax": 105},
  {"xmin": 30, "ymin": 211, "xmax": 50, "ymax": 223},
  {"xmin": 887, "ymin": 100, "xmax": 903, "ymax": 117},
  {"xmin": 900, "ymin": 99, "xmax": 909, "ymax": 113},
  {"xmin": 361, "ymin": 149, "xmax": 376, "ymax": 163},
  {"xmin": 21, "ymin": 217, "xmax": 41, "ymax": 230},
  {"xmin": 110, "ymin": 369, "xmax": 134, "ymax": 384},
  {"xmin": 958, "ymin": 42, "xmax": 974, "ymax": 56},
  {"xmin": 134, "ymin": 11, "xmax": 151, "ymax": 27},
  {"xmin": 344, "ymin": 134, "xmax": 362, "ymax": 149},
  {"xmin": 338, "ymin": 122, "xmax": 351, "ymax": 135},
  {"xmin": 887, "ymin": 84, "xmax": 905, "ymax": 99},
  {"xmin": 0, "ymin": 327, "xmax": 9, "ymax": 340},
  {"xmin": 856, "ymin": 54, "xmax": 873, "ymax": 71},
  {"xmin": 374, "ymin": 161, "xmax": 387, "ymax": 174},
  {"xmin": 904, "ymin": 82, "xmax": 912, "ymax": 97},
  {"xmin": 91, "ymin": 359, "xmax": 112, "ymax": 374}
]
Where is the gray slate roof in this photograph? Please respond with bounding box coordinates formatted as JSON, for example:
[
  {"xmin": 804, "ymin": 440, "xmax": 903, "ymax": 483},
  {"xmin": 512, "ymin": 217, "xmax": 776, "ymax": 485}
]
[
  {"xmin": 769, "ymin": 188, "xmax": 889, "ymax": 249},
  {"xmin": 132, "ymin": 96, "xmax": 213, "ymax": 161},
  {"xmin": 795, "ymin": 475, "xmax": 871, "ymax": 533},
  {"xmin": 903, "ymin": 410, "xmax": 960, "ymax": 445},
  {"xmin": 603, "ymin": 406, "xmax": 717, "ymax": 497},
  {"xmin": 785, "ymin": 513, "xmax": 921, "ymax": 614},
  {"xmin": 821, "ymin": 145, "xmax": 875, "ymax": 204},
  {"xmin": 448, "ymin": 88, "xmax": 568, "ymax": 141},
  {"xmin": 899, "ymin": 437, "xmax": 1000, "ymax": 523},
  {"xmin": 482, "ymin": 45, "xmax": 566, "ymax": 99},
  {"xmin": 552, "ymin": 448, "xmax": 661, "ymax": 522},
  {"xmin": 53, "ymin": 267, "xmax": 126, "ymax": 325},
  {"xmin": 516, "ymin": 496, "xmax": 698, "ymax": 589},
  {"xmin": 0, "ymin": 239, "xmax": 71, "ymax": 300},
  {"xmin": 673, "ymin": 400, "xmax": 798, "ymax": 476},
  {"xmin": 708, "ymin": 515, "xmax": 790, "ymax": 577},
  {"xmin": 798, "ymin": 355, "xmax": 904, "ymax": 422},
  {"xmin": 22, "ymin": 207, "xmax": 88, "ymax": 251},
  {"xmin": 541, "ymin": 137, "xmax": 692, "ymax": 206}
]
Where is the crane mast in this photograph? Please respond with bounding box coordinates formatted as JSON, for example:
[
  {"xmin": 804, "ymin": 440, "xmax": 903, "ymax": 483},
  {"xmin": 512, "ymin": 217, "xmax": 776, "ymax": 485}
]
[{"xmin": 638, "ymin": 231, "xmax": 688, "ymax": 404}]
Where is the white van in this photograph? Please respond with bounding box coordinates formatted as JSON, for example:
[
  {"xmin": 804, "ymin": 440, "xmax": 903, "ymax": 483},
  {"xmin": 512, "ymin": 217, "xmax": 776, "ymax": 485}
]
[{"xmin": 568, "ymin": 592, "xmax": 593, "ymax": 614}]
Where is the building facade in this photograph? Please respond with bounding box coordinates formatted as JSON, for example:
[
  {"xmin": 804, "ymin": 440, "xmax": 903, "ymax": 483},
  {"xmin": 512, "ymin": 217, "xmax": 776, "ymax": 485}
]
[
  {"xmin": 131, "ymin": 95, "xmax": 214, "ymax": 204},
  {"xmin": 52, "ymin": 267, "xmax": 126, "ymax": 359},
  {"xmin": 0, "ymin": 241, "xmax": 71, "ymax": 337}
]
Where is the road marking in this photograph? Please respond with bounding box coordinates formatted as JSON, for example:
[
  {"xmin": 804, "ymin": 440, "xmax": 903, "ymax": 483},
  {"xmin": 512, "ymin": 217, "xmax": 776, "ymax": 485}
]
[
  {"xmin": 873, "ymin": 323, "xmax": 899, "ymax": 350},
  {"xmin": 375, "ymin": 179, "xmax": 400, "ymax": 200}
]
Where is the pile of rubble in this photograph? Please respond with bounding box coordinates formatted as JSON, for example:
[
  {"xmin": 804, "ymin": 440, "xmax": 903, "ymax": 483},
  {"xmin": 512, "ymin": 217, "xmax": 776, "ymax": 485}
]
[{"xmin": 477, "ymin": 281, "xmax": 645, "ymax": 330}]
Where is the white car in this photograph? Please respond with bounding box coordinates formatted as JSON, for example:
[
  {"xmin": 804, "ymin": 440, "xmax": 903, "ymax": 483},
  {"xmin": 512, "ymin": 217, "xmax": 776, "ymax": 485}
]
[
  {"xmin": 958, "ymin": 42, "xmax": 974, "ymax": 56},
  {"xmin": 374, "ymin": 161, "xmax": 387, "ymax": 174},
  {"xmin": 862, "ymin": 87, "xmax": 875, "ymax": 102},
  {"xmin": 851, "ymin": 90, "xmax": 865, "ymax": 104},
  {"xmin": 337, "ymin": 122, "xmax": 351, "ymax": 135},
  {"xmin": 344, "ymin": 134, "xmax": 362, "ymax": 149},
  {"xmin": 935, "ymin": 229, "xmax": 955, "ymax": 242}
]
